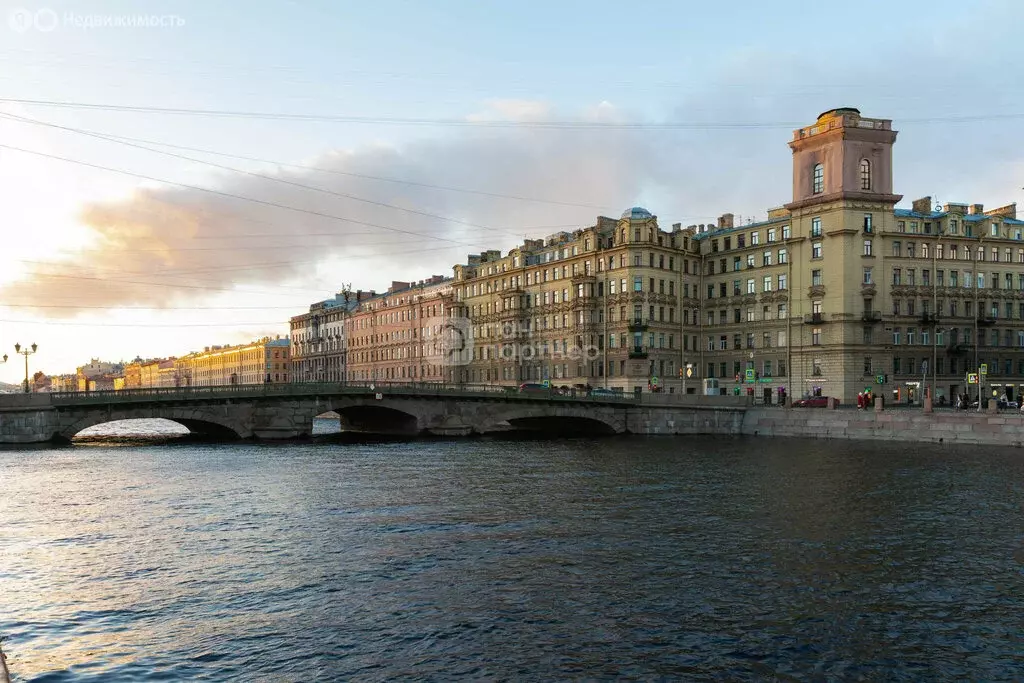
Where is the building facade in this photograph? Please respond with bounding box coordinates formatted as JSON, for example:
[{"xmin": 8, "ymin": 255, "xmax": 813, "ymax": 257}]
[
  {"xmin": 344, "ymin": 276, "xmax": 456, "ymax": 383},
  {"xmin": 695, "ymin": 107, "xmax": 1024, "ymax": 404},
  {"xmin": 299, "ymin": 107, "xmax": 1022, "ymax": 404},
  {"xmin": 290, "ymin": 291, "xmax": 356, "ymax": 383},
  {"xmin": 450, "ymin": 216, "xmax": 702, "ymax": 391},
  {"xmin": 175, "ymin": 337, "xmax": 291, "ymax": 386}
]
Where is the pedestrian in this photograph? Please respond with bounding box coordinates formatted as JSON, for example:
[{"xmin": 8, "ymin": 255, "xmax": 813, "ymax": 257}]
[{"xmin": 857, "ymin": 392, "xmax": 863, "ymax": 409}]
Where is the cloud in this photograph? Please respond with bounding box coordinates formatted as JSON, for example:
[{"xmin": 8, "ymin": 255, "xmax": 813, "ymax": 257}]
[
  {"xmin": 3, "ymin": 0, "xmax": 1023, "ymax": 319},
  {"xmin": 1, "ymin": 102, "xmax": 684, "ymax": 316}
]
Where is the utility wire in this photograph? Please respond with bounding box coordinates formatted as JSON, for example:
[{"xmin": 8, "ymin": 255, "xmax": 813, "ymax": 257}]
[
  {"xmin": 0, "ymin": 143, "xmax": 484, "ymax": 247},
  {"xmin": 0, "ymin": 112, "xmax": 535, "ymax": 240},
  {"xmin": 3, "ymin": 97, "xmax": 1023, "ymax": 128},
  {"xmin": 0, "ymin": 111, "xmax": 617, "ymax": 211}
]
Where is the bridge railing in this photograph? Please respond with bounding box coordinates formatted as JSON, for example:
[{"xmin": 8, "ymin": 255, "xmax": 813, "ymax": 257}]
[{"xmin": 35, "ymin": 381, "xmax": 749, "ymax": 408}]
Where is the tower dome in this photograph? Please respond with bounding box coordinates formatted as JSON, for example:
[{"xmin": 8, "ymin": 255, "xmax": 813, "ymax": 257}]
[{"xmin": 620, "ymin": 206, "xmax": 652, "ymax": 219}]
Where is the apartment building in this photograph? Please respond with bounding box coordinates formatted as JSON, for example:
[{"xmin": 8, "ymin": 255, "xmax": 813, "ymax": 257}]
[
  {"xmin": 451, "ymin": 212, "xmax": 703, "ymax": 391},
  {"xmin": 696, "ymin": 107, "xmax": 1024, "ymax": 404},
  {"xmin": 175, "ymin": 336, "xmax": 291, "ymax": 386},
  {"xmin": 344, "ymin": 276, "xmax": 455, "ymax": 383},
  {"xmin": 290, "ymin": 291, "xmax": 358, "ymax": 382}
]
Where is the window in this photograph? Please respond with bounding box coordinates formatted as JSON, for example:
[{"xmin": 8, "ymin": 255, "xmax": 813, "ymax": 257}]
[
  {"xmin": 907, "ymin": 242, "xmax": 916, "ymax": 258},
  {"xmin": 812, "ymin": 358, "xmax": 822, "ymax": 376},
  {"xmin": 898, "ymin": 220, "xmax": 906, "ymax": 233},
  {"xmin": 863, "ymin": 240, "xmax": 873, "ymax": 256},
  {"xmin": 863, "ymin": 213, "xmax": 873, "ymax": 233},
  {"xmin": 763, "ymin": 275, "xmax": 772, "ymax": 292},
  {"xmin": 863, "ymin": 267, "xmax": 873, "ymax": 284},
  {"xmin": 746, "ymin": 254, "xmax": 755, "ymax": 269},
  {"xmin": 811, "ymin": 217, "xmax": 822, "ymax": 237},
  {"xmin": 783, "ymin": 225, "xmax": 791, "ymax": 239},
  {"xmin": 751, "ymin": 232, "xmax": 760, "ymax": 246},
  {"xmin": 778, "ymin": 273, "xmax": 787, "ymax": 290},
  {"xmin": 767, "ymin": 228, "xmax": 776, "ymax": 242},
  {"xmin": 778, "ymin": 248, "xmax": 788, "ymax": 264},
  {"xmin": 860, "ymin": 159, "xmax": 871, "ymax": 190},
  {"xmin": 763, "ymin": 250, "xmax": 772, "ymax": 266},
  {"xmin": 733, "ymin": 256, "xmax": 741, "ymax": 271},
  {"xmin": 633, "ymin": 276, "xmax": 642, "ymax": 292},
  {"xmin": 864, "ymin": 356, "xmax": 872, "ymax": 374},
  {"xmin": 811, "ymin": 269, "xmax": 822, "ymax": 286},
  {"xmin": 812, "ymin": 242, "xmax": 822, "ymax": 259},
  {"xmin": 812, "ymin": 163, "xmax": 823, "ymax": 194},
  {"xmin": 893, "ymin": 268, "xmax": 901, "ymax": 285},
  {"xmin": 746, "ymin": 279, "xmax": 755, "ymax": 294},
  {"xmin": 892, "ymin": 241, "xmax": 901, "ymax": 257}
]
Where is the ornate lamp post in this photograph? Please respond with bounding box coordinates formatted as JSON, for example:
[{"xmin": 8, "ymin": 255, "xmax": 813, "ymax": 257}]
[{"xmin": 14, "ymin": 342, "xmax": 37, "ymax": 394}]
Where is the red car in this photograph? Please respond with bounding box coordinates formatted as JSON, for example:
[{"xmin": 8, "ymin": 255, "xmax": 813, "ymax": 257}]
[{"xmin": 791, "ymin": 396, "xmax": 838, "ymax": 407}]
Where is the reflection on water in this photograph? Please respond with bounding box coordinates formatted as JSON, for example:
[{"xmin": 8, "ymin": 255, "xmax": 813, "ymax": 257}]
[{"xmin": 0, "ymin": 434, "xmax": 1022, "ymax": 681}]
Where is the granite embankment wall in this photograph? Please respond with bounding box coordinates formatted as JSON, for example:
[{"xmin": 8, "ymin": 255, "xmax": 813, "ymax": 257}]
[{"xmin": 742, "ymin": 408, "xmax": 1024, "ymax": 446}]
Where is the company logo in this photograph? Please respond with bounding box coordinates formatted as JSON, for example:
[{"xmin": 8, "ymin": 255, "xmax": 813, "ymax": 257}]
[
  {"xmin": 8, "ymin": 7, "xmax": 184, "ymax": 32},
  {"xmin": 422, "ymin": 314, "xmax": 474, "ymax": 367}
]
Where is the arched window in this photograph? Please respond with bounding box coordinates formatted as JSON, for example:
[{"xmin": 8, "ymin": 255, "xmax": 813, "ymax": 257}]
[
  {"xmin": 812, "ymin": 163, "xmax": 824, "ymax": 194},
  {"xmin": 860, "ymin": 158, "xmax": 871, "ymax": 190}
]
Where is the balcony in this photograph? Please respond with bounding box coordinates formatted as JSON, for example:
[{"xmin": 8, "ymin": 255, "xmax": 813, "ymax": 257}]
[
  {"xmin": 861, "ymin": 310, "xmax": 882, "ymax": 323},
  {"xmin": 977, "ymin": 316, "xmax": 997, "ymax": 327},
  {"xmin": 628, "ymin": 346, "xmax": 648, "ymax": 359},
  {"xmin": 803, "ymin": 312, "xmax": 826, "ymax": 324},
  {"xmin": 627, "ymin": 317, "xmax": 649, "ymax": 331},
  {"xmin": 946, "ymin": 343, "xmax": 973, "ymax": 355},
  {"xmin": 920, "ymin": 312, "xmax": 940, "ymax": 325}
]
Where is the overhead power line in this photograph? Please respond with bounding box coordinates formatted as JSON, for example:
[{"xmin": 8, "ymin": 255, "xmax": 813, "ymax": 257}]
[
  {"xmin": 3, "ymin": 97, "xmax": 1024, "ymax": 128},
  {"xmin": 0, "ymin": 112, "xmax": 616, "ymax": 212},
  {"xmin": 0, "ymin": 143, "xmax": 482, "ymax": 247}
]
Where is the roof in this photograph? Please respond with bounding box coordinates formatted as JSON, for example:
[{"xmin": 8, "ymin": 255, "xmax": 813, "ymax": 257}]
[
  {"xmin": 620, "ymin": 206, "xmax": 653, "ymax": 220},
  {"xmin": 894, "ymin": 208, "xmax": 1024, "ymax": 226},
  {"xmin": 692, "ymin": 214, "xmax": 791, "ymax": 241}
]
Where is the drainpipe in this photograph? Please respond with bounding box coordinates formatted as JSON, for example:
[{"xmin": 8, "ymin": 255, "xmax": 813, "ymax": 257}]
[{"xmin": 787, "ymin": 236, "xmax": 793, "ymax": 404}]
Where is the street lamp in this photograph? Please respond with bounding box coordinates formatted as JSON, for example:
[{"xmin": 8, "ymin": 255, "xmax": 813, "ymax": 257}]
[{"xmin": 14, "ymin": 342, "xmax": 37, "ymax": 394}]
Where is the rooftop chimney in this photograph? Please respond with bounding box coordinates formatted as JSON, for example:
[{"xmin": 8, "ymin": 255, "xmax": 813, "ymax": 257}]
[
  {"xmin": 969, "ymin": 203, "xmax": 985, "ymax": 215},
  {"xmin": 718, "ymin": 213, "xmax": 735, "ymax": 229},
  {"xmin": 912, "ymin": 196, "xmax": 932, "ymax": 214}
]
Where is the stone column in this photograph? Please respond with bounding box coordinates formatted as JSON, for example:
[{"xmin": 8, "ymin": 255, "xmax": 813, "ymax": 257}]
[{"xmin": 874, "ymin": 396, "xmax": 883, "ymax": 412}]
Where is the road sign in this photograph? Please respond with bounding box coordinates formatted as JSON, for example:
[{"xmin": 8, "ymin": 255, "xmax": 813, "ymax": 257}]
[
  {"xmin": 980, "ymin": 364, "xmax": 988, "ymax": 375},
  {"xmin": 967, "ymin": 373, "xmax": 979, "ymax": 384},
  {"xmin": 744, "ymin": 368, "xmax": 755, "ymax": 382},
  {"xmin": 650, "ymin": 376, "xmax": 659, "ymax": 387},
  {"xmin": 685, "ymin": 365, "xmax": 693, "ymax": 378}
]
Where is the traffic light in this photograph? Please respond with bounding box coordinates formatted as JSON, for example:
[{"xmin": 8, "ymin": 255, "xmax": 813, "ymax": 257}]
[
  {"xmin": 884, "ymin": 374, "xmax": 889, "ymax": 383},
  {"xmin": 678, "ymin": 367, "xmax": 684, "ymax": 378}
]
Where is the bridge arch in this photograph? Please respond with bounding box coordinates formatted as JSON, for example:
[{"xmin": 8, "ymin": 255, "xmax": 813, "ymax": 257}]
[
  {"xmin": 475, "ymin": 404, "xmax": 625, "ymax": 436},
  {"xmin": 330, "ymin": 402, "xmax": 421, "ymax": 436},
  {"xmin": 58, "ymin": 407, "xmax": 246, "ymax": 443}
]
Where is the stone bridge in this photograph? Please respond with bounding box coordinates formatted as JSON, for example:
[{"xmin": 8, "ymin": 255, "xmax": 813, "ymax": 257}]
[{"xmin": 0, "ymin": 383, "xmax": 749, "ymax": 444}]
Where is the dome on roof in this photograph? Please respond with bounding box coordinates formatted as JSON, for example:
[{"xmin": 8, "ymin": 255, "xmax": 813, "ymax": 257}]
[{"xmin": 621, "ymin": 206, "xmax": 652, "ymax": 220}]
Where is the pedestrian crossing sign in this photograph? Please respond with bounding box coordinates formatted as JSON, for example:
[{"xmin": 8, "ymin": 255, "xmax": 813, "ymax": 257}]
[{"xmin": 967, "ymin": 373, "xmax": 979, "ymax": 385}]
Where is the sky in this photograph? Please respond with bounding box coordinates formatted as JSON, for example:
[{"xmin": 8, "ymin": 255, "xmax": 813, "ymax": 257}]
[{"xmin": 0, "ymin": 0, "xmax": 1022, "ymax": 381}]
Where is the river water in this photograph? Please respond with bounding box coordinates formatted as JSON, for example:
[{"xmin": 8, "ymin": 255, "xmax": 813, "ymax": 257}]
[{"xmin": 1, "ymin": 420, "xmax": 1022, "ymax": 681}]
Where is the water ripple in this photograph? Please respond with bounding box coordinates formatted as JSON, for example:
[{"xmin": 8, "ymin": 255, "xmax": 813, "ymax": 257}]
[{"xmin": 0, "ymin": 435, "xmax": 1022, "ymax": 680}]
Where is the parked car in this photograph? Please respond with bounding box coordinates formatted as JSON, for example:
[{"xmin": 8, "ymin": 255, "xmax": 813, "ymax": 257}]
[
  {"xmin": 791, "ymin": 396, "xmax": 837, "ymax": 408},
  {"xmin": 590, "ymin": 387, "xmax": 618, "ymax": 398},
  {"xmin": 518, "ymin": 383, "xmax": 549, "ymax": 394}
]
